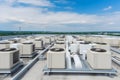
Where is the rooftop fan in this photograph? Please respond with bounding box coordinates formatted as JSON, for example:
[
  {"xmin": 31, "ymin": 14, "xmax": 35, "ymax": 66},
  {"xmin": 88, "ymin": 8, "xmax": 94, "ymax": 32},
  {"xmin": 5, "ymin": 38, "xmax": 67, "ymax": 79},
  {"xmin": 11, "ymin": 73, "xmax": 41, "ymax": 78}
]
[
  {"xmin": 50, "ymin": 48, "xmax": 64, "ymax": 52},
  {"xmin": 91, "ymin": 48, "xmax": 106, "ymax": 52}
]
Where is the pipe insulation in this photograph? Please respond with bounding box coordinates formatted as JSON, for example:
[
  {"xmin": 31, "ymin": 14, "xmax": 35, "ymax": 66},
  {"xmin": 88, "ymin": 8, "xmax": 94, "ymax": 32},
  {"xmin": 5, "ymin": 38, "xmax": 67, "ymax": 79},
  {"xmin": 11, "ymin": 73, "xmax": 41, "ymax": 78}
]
[
  {"xmin": 65, "ymin": 39, "xmax": 72, "ymax": 69},
  {"xmin": 72, "ymin": 54, "xmax": 82, "ymax": 69}
]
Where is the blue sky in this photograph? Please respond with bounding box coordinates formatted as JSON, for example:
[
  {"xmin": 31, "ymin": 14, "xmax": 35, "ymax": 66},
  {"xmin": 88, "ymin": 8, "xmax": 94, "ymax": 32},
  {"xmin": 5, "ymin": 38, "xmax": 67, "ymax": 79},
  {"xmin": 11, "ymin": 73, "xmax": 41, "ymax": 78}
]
[{"xmin": 0, "ymin": 0, "xmax": 120, "ymax": 32}]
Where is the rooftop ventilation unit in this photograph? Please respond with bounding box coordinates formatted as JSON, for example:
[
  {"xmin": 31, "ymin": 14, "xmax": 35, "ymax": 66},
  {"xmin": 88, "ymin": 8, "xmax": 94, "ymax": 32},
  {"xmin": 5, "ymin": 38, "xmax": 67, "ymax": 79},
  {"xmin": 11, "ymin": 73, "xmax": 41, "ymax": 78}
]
[
  {"xmin": 0, "ymin": 48, "xmax": 19, "ymax": 69},
  {"xmin": 56, "ymin": 39, "xmax": 65, "ymax": 44},
  {"xmin": 80, "ymin": 41, "xmax": 91, "ymax": 44},
  {"xmin": 13, "ymin": 38, "xmax": 21, "ymax": 43},
  {"xmin": 44, "ymin": 37, "xmax": 51, "ymax": 47},
  {"xmin": 69, "ymin": 43, "xmax": 79, "ymax": 54},
  {"xmin": 20, "ymin": 42, "xmax": 35, "ymax": 57},
  {"xmin": 0, "ymin": 41, "xmax": 10, "ymax": 49},
  {"xmin": 20, "ymin": 38, "xmax": 27, "ymax": 43},
  {"xmin": 52, "ymin": 43, "xmax": 65, "ymax": 49},
  {"xmin": 87, "ymin": 48, "xmax": 112, "ymax": 69},
  {"xmin": 34, "ymin": 39, "xmax": 44, "ymax": 50},
  {"xmin": 8, "ymin": 39, "xmax": 18, "ymax": 43},
  {"xmin": 93, "ymin": 42, "xmax": 110, "ymax": 50},
  {"xmin": 27, "ymin": 36, "xmax": 35, "ymax": 39},
  {"xmin": 10, "ymin": 43, "xmax": 22, "ymax": 50},
  {"xmin": 79, "ymin": 41, "xmax": 92, "ymax": 60},
  {"xmin": 47, "ymin": 48, "xmax": 66, "ymax": 69},
  {"xmin": 102, "ymin": 38, "xmax": 120, "ymax": 47},
  {"xmin": 50, "ymin": 36, "xmax": 55, "ymax": 43}
]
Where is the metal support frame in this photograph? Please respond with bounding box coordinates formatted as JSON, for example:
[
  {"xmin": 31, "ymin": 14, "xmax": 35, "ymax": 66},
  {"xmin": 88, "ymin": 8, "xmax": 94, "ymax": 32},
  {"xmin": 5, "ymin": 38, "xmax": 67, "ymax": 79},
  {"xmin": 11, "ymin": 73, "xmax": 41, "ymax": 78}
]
[
  {"xmin": 111, "ymin": 47, "xmax": 120, "ymax": 54},
  {"xmin": 111, "ymin": 47, "xmax": 120, "ymax": 66},
  {"xmin": 43, "ymin": 59, "xmax": 117, "ymax": 75},
  {"xmin": 43, "ymin": 41, "xmax": 117, "ymax": 76},
  {"xmin": 112, "ymin": 57, "xmax": 120, "ymax": 65}
]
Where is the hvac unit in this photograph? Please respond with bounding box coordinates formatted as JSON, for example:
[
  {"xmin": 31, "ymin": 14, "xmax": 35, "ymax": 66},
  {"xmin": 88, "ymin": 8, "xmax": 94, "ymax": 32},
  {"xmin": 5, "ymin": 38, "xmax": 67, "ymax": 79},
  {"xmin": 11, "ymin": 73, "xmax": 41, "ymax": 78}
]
[
  {"xmin": 0, "ymin": 48, "xmax": 19, "ymax": 69},
  {"xmin": 10, "ymin": 43, "xmax": 22, "ymax": 50},
  {"xmin": 91, "ymin": 37, "xmax": 98, "ymax": 43},
  {"xmin": 27, "ymin": 36, "xmax": 35, "ymax": 39},
  {"xmin": 34, "ymin": 39, "xmax": 44, "ymax": 49},
  {"xmin": 69, "ymin": 43, "xmax": 79, "ymax": 54},
  {"xmin": 20, "ymin": 38, "xmax": 27, "ymax": 43},
  {"xmin": 50, "ymin": 36, "xmax": 55, "ymax": 43},
  {"xmin": 47, "ymin": 48, "xmax": 66, "ymax": 69},
  {"xmin": 67, "ymin": 36, "xmax": 74, "ymax": 44},
  {"xmin": 93, "ymin": 42, "xmax": 110, "ymax": 50},
  {"xmin": 57, "ymin": 37, "xmax": 65, "ymax": 42},
  {"xmin": 44, "ymin": 37, "xmax": 51, "ymax": 47},
  {"xmin": 79, "ymin": 41, "xmax": 92, "ymax": 60},
  {"xmin": 52, "ymin": 43, "xmax": 65, "ymax": 49},
  {"xmin": 87, "ymin": 48, "xmax": 112, "ymax": 69},
  {"xmin": 102, "ymin": 38, "xmax": 119, "ymax": 46},
  {"xmin": 13, "ymin": 38, "xmax": 21, "ymax": 43},
  {"xmin": 20, "ymin": 42, "xmax": 35, "ymax": 56},
  {"xmin": 56, "ymin": 39, "xmax": 65, "ymax": 44},
  {"xmin": 109, "ymin": 38, "xmax": 120, "ymax": 47},
  {"xmin": 76, "ymin": 38, "xmax": 84, "ymax": 42},
  {"xmin": 96, "ymin": 37, "xmax": 103, "ymax": 43},
  {"xmin": 0, "ymin": 41, "xmax": 10, "ymax": 49},
  {"xmin": 8, "ymin": 39, "xmax": 18, "ymax": 43}
]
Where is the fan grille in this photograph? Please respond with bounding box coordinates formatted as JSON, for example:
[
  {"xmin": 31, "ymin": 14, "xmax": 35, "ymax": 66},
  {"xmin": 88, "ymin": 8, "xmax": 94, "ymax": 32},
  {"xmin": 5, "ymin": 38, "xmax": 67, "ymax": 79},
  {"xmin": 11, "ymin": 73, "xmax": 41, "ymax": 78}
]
[
  {"xmin": 50, "ymin": 48, "xmax": 64, "ymax": 52},
  {"xmin": 91, "ymin": 48, "xmax": 106, "ymax": 52}
]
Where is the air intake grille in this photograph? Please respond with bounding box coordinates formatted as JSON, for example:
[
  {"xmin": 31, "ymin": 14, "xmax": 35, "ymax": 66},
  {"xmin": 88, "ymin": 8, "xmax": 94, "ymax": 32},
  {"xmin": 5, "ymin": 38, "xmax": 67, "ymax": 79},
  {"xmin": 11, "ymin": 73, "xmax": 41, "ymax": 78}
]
[
  {"xmin": 13, "ymin": 51, "xmax": 19, "ymax": 64},
  {"xmin": 50, "ymin": 48, "xmax": 64, "ymax": 52},
  {"xmin": 80, "ymin": 41, "xmax": 91, "ymax": 44},
  {"xmin": 95, "ymin": 42, "xmax": 107, "ymax": 45}
]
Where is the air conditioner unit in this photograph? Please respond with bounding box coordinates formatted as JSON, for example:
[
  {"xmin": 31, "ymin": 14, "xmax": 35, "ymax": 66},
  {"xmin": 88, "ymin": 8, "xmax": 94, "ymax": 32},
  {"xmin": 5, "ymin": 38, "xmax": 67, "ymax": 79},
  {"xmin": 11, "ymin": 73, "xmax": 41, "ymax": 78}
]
[
  {"xmin": 56, "ymin": 39, "xmax": 65, "ymax": 44},
  {"xmin": 79, "ymin": 41, "xmax": 92, "ymax": 60},
  {"xmin": 44, "ymin": 37, "xmax": 51, "ymax": 46},
  {"xmin": 27, "ymin": 36, "xmax": 35, "ymax": 39},
  {"xmin": 13, "ymin": 38, "xmax": 21, "ymax": 43},
  {"xmin": 47, "ymin": 48, "xmax": 66, "ymax": 69},
  {"xmin": 20, "ymin": 38, "xmax": 27, "ymax": 43},
  {"xmin": 52, "ymin": 43, "xmax": 65, "ymax": 49},
  {"xmin": 34, "ymin": 39, "xmax": 44, "ymax": 49},
  {"xmin": 93, "ymin": 42, "xmax": 110, "ymax": 50},
  {"xmin": 102, "ymin": 38, "xmax": 118, "ymax": 46},
  {"xmin": 10, "ymin": 43, "xmax": 22, "ymax": 50},
  {"xmin": 0, "ymin": 41, "xmax": 10, "ymax": 49},
  {"xmin": 20, "ymin": 42, "xmax": 35, "ymax": 56},
  {"xmin": 87, "ymin": 48, "xmax": 112, "ymax": 69},
  {"xmin": 50, "ymin": 36, "xmax": 55, "ymax": 43},
  {"xmin": 0, "ymin": 48, "xmax": 19, "ymax": 69},
  {"xmin": 76, "ymin": 39, "xmax": 84, "ymax": 43},
  {"xmin": 69, "ymin": 43, "xmax": 79, "ymax": 54},
  {"xmin": 8, "ymin": 39, "xmax": 18, "ymax": 43}
]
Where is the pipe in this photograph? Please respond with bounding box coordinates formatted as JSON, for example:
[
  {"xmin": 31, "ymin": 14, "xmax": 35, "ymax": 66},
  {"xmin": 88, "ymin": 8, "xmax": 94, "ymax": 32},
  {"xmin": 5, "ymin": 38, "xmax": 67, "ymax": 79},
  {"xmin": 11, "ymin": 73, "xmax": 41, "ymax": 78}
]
[{"xmin": 72, "ymin": 54, "xmax": 82, "ymax": 69}]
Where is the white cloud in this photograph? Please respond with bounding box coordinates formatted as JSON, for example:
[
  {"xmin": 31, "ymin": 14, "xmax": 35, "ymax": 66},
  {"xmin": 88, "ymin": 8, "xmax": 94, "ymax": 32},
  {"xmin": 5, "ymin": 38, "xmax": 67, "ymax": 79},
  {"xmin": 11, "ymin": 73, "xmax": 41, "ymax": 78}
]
[
  {"xmin": 17, "ymin": 0, "xmax": 54, "ymax": 7},
  {"xmin": 103, "ymin": 6, "xmax": 112, "ymax": 11},
  {"xmin": 54, "ymin": 0, "xmax": 68, "ymax": 4},
  {"xmin": 0, "ymin": 4, "xmax": 120, "ymax": 26},
  {"xmin": 64, "ymin": 6, "xmax": 73, "ymax": 10},
  {"xmin": 0, "ymin": 1, "xmax": 120, "ymax": 31}
]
